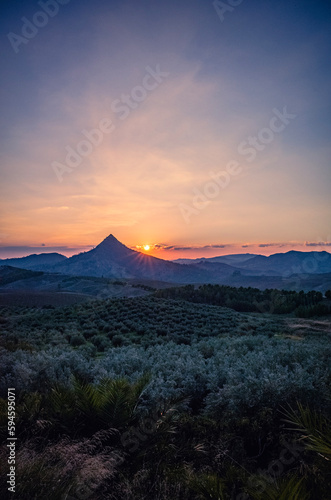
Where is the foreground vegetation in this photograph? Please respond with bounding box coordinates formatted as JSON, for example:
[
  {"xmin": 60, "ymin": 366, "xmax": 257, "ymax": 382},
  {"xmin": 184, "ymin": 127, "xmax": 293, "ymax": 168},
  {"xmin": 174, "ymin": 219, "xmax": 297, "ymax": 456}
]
[{"xmin": 0, "ymin": 293, "xmax": 330, "ymax": 498}]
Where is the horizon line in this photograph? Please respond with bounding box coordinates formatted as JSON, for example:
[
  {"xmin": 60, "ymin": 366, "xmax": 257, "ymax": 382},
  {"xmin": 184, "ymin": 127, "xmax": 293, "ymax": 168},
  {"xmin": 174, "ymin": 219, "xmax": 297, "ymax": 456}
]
[{"xmin": 0, "ymin": 238, "xmax": 331, "ymax": 261}]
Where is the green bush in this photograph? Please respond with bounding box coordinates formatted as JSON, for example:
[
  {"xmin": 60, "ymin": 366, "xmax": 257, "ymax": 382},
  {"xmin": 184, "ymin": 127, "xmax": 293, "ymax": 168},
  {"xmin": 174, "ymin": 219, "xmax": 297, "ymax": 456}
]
[
  {"xmin": 112, "ymin": 334, "xmax": 125, "ymax": 347},
  {"xmin": 70, "ymin": 334, "xmax": 86, "ymax": 347},
  {"xmin": 90, "ymin": 334, "xmax": 111, "ymax": 351}
]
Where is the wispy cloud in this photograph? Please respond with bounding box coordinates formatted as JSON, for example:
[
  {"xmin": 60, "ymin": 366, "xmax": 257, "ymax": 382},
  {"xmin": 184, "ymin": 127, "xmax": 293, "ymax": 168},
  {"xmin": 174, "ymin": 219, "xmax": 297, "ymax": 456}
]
[
  {"xmin": 305, "ymin": 241, "xmax": 331, "ymax": 247},
  {"xmin": 258, "ymin": 243, "xmax": 285, "ymax": 248}
]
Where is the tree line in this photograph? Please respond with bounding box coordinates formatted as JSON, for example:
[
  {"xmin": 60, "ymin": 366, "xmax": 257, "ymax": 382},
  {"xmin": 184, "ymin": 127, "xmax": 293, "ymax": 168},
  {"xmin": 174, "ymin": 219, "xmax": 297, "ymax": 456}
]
[{"xmin": 155, "ymin": 284, "xmax": 331, "ymax": 316}]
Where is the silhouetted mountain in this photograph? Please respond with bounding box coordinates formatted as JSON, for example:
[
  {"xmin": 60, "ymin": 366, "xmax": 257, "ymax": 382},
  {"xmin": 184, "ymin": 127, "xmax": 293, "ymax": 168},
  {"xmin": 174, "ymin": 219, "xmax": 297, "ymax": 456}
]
[
  {"xmin": 0, "ymin": 253, "xmax": 67, "ymax": 271},
  {"xmin": 174, "ymin": 254, "xmax": 258, "ymax": 265},
  {"xmin": 238, "ymin": 251, "xmax": 331, "ymax": 275},
  {"xmin": 174, "ymin": 251, "xmax": 331, "ymax": 276},
  {"xmin": 186, "ymin": 260, "xmax": 257, "ymax": 277},
  {"xmin": 52, "ymin": 234, "xmax": 216, "ymax": 282}
]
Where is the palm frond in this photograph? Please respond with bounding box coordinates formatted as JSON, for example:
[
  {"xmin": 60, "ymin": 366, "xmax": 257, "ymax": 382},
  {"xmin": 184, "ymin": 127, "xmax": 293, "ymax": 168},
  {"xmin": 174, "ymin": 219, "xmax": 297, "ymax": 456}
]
[
  {"xmin": 281, "ymin": 402, "xmax": 331, "ymax": 459},
  {"xmin": 187, "ymin": 472, "xmax": 228, "ymax": 500},
  {"xmin": 247, "ymin": 474, "xmax": 309, "ymax": 500}
]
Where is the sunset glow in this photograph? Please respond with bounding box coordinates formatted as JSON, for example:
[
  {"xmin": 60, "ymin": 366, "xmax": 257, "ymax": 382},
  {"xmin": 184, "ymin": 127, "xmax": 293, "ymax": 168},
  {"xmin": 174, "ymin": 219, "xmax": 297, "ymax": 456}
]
[
  {"xmin": 0, "ymin": 1, "xmax": 330, "ymax": 260},
  {"xmin": 1, "ymin": 4, "xmax": 331, "ymax": 498}
]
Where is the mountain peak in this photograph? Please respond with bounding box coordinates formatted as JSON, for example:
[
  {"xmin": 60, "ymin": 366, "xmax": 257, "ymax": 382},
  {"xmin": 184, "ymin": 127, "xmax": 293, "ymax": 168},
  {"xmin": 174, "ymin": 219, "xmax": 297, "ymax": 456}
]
[
  {"xmin": 94, "ymin": 233, "xmax": 136, "ymax": 258},
  {"xmin": 99, "ymin": 234, "xmax": 121, "ymax": 244}
]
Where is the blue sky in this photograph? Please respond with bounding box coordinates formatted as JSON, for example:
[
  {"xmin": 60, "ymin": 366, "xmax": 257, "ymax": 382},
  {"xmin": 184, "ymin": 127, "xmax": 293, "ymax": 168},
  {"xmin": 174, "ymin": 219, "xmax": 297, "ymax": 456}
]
[{"xmin": 0, "ymin": 0, "xmax": 330, "ymax": 258}]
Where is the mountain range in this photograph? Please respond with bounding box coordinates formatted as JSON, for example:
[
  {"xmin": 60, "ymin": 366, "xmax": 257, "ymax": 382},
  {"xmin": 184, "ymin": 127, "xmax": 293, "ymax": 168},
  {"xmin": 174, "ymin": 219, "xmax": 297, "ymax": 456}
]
[
  {"xmin": 0, "ymin": 252, "xmax": 66, "ymax": 271},
  {"xmin": 1, "ymin": 234, "xmax": 331, "ymax": 291},
  {"xmin": 175, "ymin": 250, "xmax": 331, "ymax": 276}
]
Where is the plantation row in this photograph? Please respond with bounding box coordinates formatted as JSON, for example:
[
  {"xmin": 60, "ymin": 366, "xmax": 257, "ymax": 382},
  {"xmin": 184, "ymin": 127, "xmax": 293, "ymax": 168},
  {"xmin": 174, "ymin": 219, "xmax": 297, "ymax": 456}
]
[{"xmin": 0, "ymin": 296, "xmax": 287, "ymax": 352}]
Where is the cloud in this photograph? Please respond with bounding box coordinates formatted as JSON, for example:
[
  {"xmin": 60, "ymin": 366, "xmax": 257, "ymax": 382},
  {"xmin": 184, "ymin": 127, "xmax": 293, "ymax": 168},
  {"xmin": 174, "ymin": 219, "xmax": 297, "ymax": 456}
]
[
  {"xmin": 202, "ymin": 244, "xmax": 227, "ymax": 249},
  {"xmin": 136, "ymin": 243, "xmax": 230, "ymax": 252},
  {"xmin": 305, "ymin": 241, "xmax": 331, "ymax": 247},
  {"xmin": 258, "ymin": 243, "xmax": 282, "ymax": 248}
]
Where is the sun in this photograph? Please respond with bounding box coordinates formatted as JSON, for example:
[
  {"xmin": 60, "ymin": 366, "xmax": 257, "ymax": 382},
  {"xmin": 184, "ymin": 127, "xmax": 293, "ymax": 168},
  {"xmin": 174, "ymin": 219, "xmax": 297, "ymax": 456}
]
[{"xmin": 143, "ymin": 245, "xmax": 150, "ymax": 251}]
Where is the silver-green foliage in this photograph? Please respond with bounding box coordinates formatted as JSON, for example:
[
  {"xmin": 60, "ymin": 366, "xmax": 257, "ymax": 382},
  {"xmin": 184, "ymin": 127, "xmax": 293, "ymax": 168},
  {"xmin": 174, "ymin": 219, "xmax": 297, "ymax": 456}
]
[{"xmin": 1, "ymin": 334, "xmax": 329, "ymax": 414}]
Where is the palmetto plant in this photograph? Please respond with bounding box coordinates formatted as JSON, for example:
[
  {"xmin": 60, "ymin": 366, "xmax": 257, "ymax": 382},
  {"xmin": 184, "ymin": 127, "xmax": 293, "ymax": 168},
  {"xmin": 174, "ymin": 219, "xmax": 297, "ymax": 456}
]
[
  {"xmin": 128, "ymin": 397, "xmax": 192, "ymax": 466},
  {"xmin": 247, "ymin": 402, "xmax": 331, "ymax": 500},
  {"xmin": 186, "ymin": 472, "xmax": 228, "ymax": 500},
  {"xmin": 281, "ymin": 401, "xmax": 331, "ymax": 460},
  {"xmin": 246, "ymin": 474, "xmax": 309, "ymax": 500},
  {"xmin": 49, "ymin": 373, "xmax": 151, "ymax": 435}
]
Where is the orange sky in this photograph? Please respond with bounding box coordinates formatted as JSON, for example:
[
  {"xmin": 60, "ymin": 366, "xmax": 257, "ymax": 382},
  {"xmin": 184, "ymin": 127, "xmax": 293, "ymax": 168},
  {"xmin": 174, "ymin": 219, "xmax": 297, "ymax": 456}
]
[
  {"xmin": 135, "ymin": 242, "xmax": 331, "ymax": 261},
  {"xmin": 1, "ymin": 237, "xmax": 330, "ymax": 260},
  {"xmin": 0, "ymin": 1, "xmax": 330, "ymax": 261}
]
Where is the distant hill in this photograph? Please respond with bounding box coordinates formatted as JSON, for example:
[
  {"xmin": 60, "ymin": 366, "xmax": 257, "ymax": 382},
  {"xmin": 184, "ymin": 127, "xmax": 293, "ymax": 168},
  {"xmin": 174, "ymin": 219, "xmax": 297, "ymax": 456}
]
[
  {"xmin": 0, "ymin": 265, "xmax": 154, "ymax": 303},
  {"xmin": 0, "ymin": 253, "xmax": 67, "ymax": 271},
  {"xmin": 219, "ymin": 271, "xmax": 331, "ymax": 293},
  {"xmin": 238, "ymin": 251, "xmax": 331, "ymax": 275},
  {"xmin": 174, "ymin": 253, "xmax": 258, "ymax": 265},
  {"xmin": 0, "ymin": 266, "xmax": 43, "ymax": 286},
  {"xmin": 174, "ymin": 250, "xmax": 331, "ymax": 276}
]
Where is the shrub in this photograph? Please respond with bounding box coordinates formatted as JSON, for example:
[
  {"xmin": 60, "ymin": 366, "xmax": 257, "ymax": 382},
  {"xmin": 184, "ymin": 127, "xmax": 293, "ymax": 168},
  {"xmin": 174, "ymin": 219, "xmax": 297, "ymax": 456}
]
[
  {"xmin": 90, "ymin": 335, "xmax": 111, "ymax": 352},
  {"xmin": 112, "ymin": 335, "xmax": 125, "ymax": 347},
  {"xmin": 70, "ymin": 335, "xmax": 86, "ymax": 347}
]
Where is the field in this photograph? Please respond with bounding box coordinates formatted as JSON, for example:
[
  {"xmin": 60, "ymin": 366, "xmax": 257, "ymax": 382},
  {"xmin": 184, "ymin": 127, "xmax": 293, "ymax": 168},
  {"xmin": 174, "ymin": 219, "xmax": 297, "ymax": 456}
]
[{"xmin": 0, "ymin": 293, "xmax": 330, "ymax": 499}]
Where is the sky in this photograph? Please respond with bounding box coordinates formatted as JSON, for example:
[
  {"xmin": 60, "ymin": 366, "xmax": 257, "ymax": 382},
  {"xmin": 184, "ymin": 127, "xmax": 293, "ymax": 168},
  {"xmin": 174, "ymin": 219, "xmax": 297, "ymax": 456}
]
[{"xmin": 0, "ymin": 0, "xmax": 330, "ymax": 259}]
